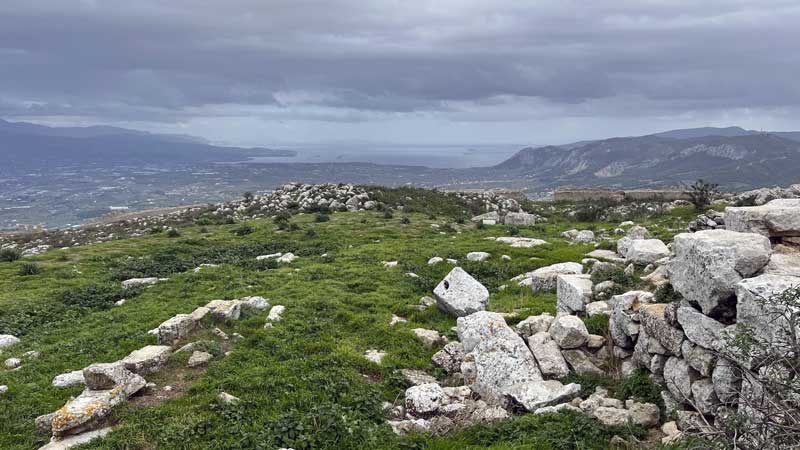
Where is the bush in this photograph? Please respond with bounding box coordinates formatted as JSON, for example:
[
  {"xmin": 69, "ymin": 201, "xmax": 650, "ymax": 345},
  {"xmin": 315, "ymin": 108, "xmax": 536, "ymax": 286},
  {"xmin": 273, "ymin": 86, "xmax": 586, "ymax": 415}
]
[
  {"xmin": 582, "ymin": 314, "xmax": 609, "ymax": 336},
  {"xmin": 18, "ymin": 262, "xmax": 41, "ymax": 276},
  {"xmin": 654, "ymin": 283, "xmax": 683, "ymax": 303},
  {"xmin": 618, "ymin": 369, "xmax": 664, "ymax": 411},
  {"xmin": 166, "ymin": 228, "xmax": 181, "ymax": 238},
  {"xmin": 589, "ymin": 264, "xmax": 632, "ymax": 286},
  {"xmin": 231, "ymin": 223, "xmax": 254, "ymax": 236},
  {"xmin": 400, "ymin": 217, "xmax": 411, "ymax": 225},
  {"xmin": 687, "ymin": 179, "xmax": 719, "ymax": 210},
  {"xmin": 314, "ymin": 213, "xmax": 330, "ymax": 223},
  {"xmin": 62, "ymin": 283, "xmax": 137, "ymax": 308},
  {"xmin": 0, "ymin": 248, "xmax": 21, "ymax": 262},
  {"xmin": 382, "ymin": 210, "xmax": 394, "ymax": 219}
]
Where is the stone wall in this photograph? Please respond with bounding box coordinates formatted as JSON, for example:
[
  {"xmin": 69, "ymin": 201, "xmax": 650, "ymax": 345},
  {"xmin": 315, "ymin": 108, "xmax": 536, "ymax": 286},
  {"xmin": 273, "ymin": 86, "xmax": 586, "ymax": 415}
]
[{"xmin": 554, "ymin": 188, "xmax": 691, "ymax": 203}]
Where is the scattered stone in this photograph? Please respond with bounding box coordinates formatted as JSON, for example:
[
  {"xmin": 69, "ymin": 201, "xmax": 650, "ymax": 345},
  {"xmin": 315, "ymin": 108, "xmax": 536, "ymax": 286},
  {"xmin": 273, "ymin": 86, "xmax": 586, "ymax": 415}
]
[
  {"xmin": 5, "ymin": 357, "xmax": 21, "ymax": 369},
  {"xmin": 53, "ymin": 370, "xmax": 85, "ymax": 388},
  {"xmin": 277, "ymin": 253, "xmax": 298, "ymax": 263},
  {"xmin": 593, "ymin": 406, "xmax": 631, "ymax": 426},
  {"xmin": 241, "ymin": 296, "xmax": 270, "ymax": 311},
  {"xmin": 187, "ymin": 351, "xmax": 213, "ymax": 368},
  {"xmin": 400, "ymin": 369, "xmax": 438, "ymax": 386},
  {"xmin": 389, "ymin": 315, "xmax": 407, "ymax": 326},
  {"xmin": 549, "ymin": 315, "xmax": 589, "ymax": 349},
  {"xmin": 365, "ymin": 349, "xmax": 386, "ymax": 365},
  {"xmin": 267, "ymin": 305, "xmax": 286, "ymax": 322},
  {"xmin": 585, "ymin": 301, "xmax": 611, "ymax": 317},
  {"xmin": 428, "ymin": 257, "xmax": 443, "ymax": 265},
  {"xmin": 218, "ymin": 392, "xmax": 240, "ymax": 404},
  {"xmin": 412, "ymin": 328, "xmax": 445, "ymax": 349},
  {"xmin": 0, "ymin": 334, "xmax": 20, "ymax": 349},
  {"xmin": 121, "ymin": 277, "xmax": 159, "ymax": 289},
  {"xmin": 466, "ymin": 251, "xmax": 490, "ymax": 262},
  {"xmin": 492, "ymin": 237, "xmax": 548, "ymax": 248},
  {"xmin": 433, "ymin": 267, "xmax": 490, "ymax": 317},
  {"xmin": 157, "ymin": 314, "xmax": 197, "ymax": 346},
  {"xmin": 38, "ymin": 427, "xmax": 114, "ymax": 450},
  {"xmin": 205, "ymin": 299, "xmax": 243, "ymax": 322}
]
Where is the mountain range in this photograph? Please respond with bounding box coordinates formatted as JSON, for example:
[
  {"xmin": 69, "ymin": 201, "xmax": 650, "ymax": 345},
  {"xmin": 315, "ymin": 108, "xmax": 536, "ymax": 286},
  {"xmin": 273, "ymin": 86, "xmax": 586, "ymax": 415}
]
[{"xmin": 0, "ymin": 119, "xmax": 294, "ymax": 171}]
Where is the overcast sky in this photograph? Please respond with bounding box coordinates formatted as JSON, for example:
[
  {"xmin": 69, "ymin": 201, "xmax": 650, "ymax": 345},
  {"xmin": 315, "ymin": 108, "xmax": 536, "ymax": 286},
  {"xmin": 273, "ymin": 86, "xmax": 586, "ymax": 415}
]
[{"xmin": 1, "ymin": 0, "xmax": 799, "ymax": 147}]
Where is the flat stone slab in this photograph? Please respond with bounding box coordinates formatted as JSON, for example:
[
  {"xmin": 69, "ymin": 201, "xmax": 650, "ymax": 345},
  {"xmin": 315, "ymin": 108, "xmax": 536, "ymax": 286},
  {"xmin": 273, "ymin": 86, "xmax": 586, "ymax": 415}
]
[
  {"xmin": 434, "ymin": 267, "xmax": 489, "ymax": 317},
  {"xmin": 726, "ymin": 199, "xmax": 800, "ymax": 237}
]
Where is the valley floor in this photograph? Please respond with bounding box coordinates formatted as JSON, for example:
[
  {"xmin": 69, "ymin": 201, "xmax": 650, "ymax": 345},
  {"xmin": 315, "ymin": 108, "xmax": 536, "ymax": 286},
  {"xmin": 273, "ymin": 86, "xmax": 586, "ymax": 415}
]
[{"xmin": 0, "ymin": 203, "xmax": 696, "ymax": 449}]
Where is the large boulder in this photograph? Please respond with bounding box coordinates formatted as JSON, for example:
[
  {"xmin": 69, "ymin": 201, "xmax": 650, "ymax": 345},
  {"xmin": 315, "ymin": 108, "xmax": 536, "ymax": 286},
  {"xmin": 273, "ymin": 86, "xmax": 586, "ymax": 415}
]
[
  {"xmin": 504, "ymin": 212, "xmax": 536, "ymax": 226},
  {"xmin": 204, "ymin": 299, "xmax": 243, "ymax": 322},
  {"xmin": 725, "ymin": 199, "xmax": 800, "ymax": 238},
  {"xmin": 120, "ymin": 345, "xmax": 172, "ymax": 375},
  {"xmin": 434, "ymin": 268, "xmax": 490, "ymax": 317},
  {"xmin": 556, "ymin": 274, "xmax": 593, "ymax": 313},
  {"xmin": 527, "ymin": 332, "xmax": 570, "ymax": 378},
  {"xmin": 763, "ymin": 251, "xmax": 800, "ymax": 277},
  {"xmin": 405, "ymin": 383, "xmax": 445, "ymax": 416},
  {"xmin": 504, "ymin": 380, "xmax": 581, "ymax": 412},
  {"xmin": 669, "ymin": 230, "xmax": 771, "ymax": 315},
  {"xmin": 456, "ymin": 312, "xmax": 542, "ymax": 405},
  {"xmin": 156, "ymin": 314, "xmax": 196, "ymax": 346},
  {"xmin": 626, "ymin": 239, "xmax": 670, "ymax": 265},
  {"xmin": 512, "ymin": 262, "xmax": 583, "ymax": 292},
  {"xmin": 735, "ymin": 274, "xmax": 800, "ymax": 358},
  {"xmin": 516, "ymin": 313, "xmax": 554, "ymax": 338}
]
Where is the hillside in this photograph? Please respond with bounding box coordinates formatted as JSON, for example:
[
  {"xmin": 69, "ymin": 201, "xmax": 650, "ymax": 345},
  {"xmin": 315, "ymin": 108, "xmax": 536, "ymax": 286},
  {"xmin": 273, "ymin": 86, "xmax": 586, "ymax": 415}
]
[
  {"xmin": 493, "ymin": 133, "xmax": 800, "ymax": 190},
  {"xmin": 0, "ymin": 187, "xmax": 698, "ymax": 450},
  {"xmin": 1, "ymin": 185, "xmax": 799, "ymax": 449}
]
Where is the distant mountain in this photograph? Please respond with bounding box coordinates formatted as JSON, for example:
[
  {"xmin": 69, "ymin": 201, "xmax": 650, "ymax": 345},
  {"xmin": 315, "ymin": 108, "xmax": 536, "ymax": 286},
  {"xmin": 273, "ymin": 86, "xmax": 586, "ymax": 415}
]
[
  {"xmin": 493, "ymin": 132, "xmax": 800, "ymax": 191},
  {"xmin": 0, "ymin": 119, "xmax": 294, "ymax": 171},
  {"xmin": 651, "ymin": 126, "xmax": 755, "ymax": 139}
]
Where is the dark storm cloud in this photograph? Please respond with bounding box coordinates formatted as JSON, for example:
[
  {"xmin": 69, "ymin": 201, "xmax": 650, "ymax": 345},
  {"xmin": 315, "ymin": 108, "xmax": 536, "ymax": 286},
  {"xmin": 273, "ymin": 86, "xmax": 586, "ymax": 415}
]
[{"xmin": 0, "ymin": 0, "xmax": 799, "ymax": 135}]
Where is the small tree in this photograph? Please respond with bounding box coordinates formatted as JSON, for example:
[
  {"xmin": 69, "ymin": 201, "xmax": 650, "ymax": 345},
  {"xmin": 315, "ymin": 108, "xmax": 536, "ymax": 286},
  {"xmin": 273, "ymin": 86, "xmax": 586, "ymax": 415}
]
[
  {"xmin": 686, "ymin": 179, "xmax": 719, "ymax": 210},
  {"xmin": 692, "ymin": 286, "xmax": 800, "ymax": 449},
  {"xmin": 243, "ymin": 191, "xmax": 254, "ymax": 203}
]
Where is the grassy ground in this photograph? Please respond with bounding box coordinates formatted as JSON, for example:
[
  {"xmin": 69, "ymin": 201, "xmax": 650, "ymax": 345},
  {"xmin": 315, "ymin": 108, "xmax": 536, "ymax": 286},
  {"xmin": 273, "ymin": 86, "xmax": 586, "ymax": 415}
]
[{"xmin": 0, "ymin": 203, "xmax": 696, "ymax": 450}]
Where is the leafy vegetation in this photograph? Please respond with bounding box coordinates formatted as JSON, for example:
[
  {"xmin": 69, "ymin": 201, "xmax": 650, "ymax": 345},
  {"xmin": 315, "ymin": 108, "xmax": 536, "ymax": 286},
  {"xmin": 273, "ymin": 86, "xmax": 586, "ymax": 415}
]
[
  {"xmin": 0, "ymin": 248, "xmax": 21, "ymax": 262},
  {"xmin": 686, "ymin": 179, "xmax": 719, "ymax": 210},
  {"xmin": 0, "ymin": 202, "xmax": 695, "ymax": 450}
]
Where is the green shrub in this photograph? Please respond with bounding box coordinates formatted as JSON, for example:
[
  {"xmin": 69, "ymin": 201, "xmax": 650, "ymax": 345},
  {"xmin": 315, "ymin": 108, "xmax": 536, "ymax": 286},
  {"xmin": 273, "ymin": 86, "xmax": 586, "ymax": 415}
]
[
  {"xmin": 382, "ymin": 210, "xmax": 394, "ymax": 219},
  {"xmin": 61, "ymin": 283, "xmax": 137, "ymax": 309},
  {"xmin": 596, "ymin": 240, "xmax": 616, "ymax": 251},
  {"xmin": 654, "ymin": 283, "xmax": 683, "ymax": 303},
  {"xmin": 589, "ymin": 264, "xmax": 632, "ymax": 286},
  {"xmin": 0, "ymin": 248, "xmax": 21, "ymax": 262},
  {"xmin": 166, "ymin": 228, "xmax": 181, "ymax": 238},
  {"xmin": 687, "ymin": 179, "xmax": 719, "ymax": 210},
  {"xmin": 400, "ymin": 217, "xmax": 411, "ymax": 225},
  {"xmin": 618, "ymin": 369, "xmax": 664, "ymax": 411},
  {"xmin": 583, "ymin": 314, "xmax": 609, "ymax": 336},
  {"xmin": 231, "ymin": 223, "xmax": 254, "ymax": 236},
  {"xmin": 563, "ymin": 373, "xmax": 616, "ymax": 398},
  {"xmin": 18, "ymin": 262, "xmax": 41, "ymax": 276}
]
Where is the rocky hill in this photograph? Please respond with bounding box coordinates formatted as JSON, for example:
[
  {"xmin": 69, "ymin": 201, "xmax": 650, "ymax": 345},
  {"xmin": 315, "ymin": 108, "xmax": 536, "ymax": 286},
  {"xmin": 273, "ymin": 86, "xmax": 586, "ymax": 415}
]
[
  {"xmin": 493, "ymin": 133, "xmax": 800, "ymax": 191},
  {"xmin": 1, "ymin": 184, "xmax": 798, "ymax": 450}
]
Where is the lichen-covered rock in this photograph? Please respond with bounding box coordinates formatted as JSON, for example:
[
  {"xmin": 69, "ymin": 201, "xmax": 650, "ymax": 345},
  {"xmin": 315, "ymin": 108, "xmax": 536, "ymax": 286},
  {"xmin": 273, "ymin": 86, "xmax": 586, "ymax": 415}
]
[
  {"xmin": 434, "ymin": 268, "xmax": 490, "ymax": 317},
  {"xmin": 405, "ymin": 383, "xmax": 444, "ymax": 415},
  {"xmin": 725, "ymin": 199, "xmax": 800, "ymax": 238},
  {"xmin": 627, "ymin": 400, "xmax": 660, "ymax": 427},
  {"xmin": 681, "ymin": 341, "xmax": 716, "ymax": 377},
  {"xmin": 187, "ymin": 351, "xmax": 213, "ymax": 368},
  {"xmin": 204, "ymin": 299, "xmax": 243, "ymax": 322},
  {"xmin": 527, "ymin": 332, "xmax": 570, "ymax": 378},
  {"xmin": 157, "ymin": 314, "xmax": 196, "ymax": 346},
  {"xmin": 241, "ymin": 296, "xmax": 270, "ymax": 311},
  {"xmin": 504, "ymin": 212, "xmax": 537, "ymax": 226},
  {"xmin": 53, "ymin": 370, "xmax": 86, "ymax": 389},
  {"xmin": 669, "ymin": 230, "xmax": 771, "ymax": 315},
  {"xmin": 562, "ymin": 349, "xmax": 603, "ymax": 376},
  {"xmin": 639, "ymin": 303, "xmax": 684, "ymax": 356},
  {"xmin": 466, "ymin": 252, "xmax": 490, "ymax": 262},
  {"xmin": 609, "ymin": 291, "xmax": 654, "ymax": 349},
  {"xmin": 663, "ymin": 357, "xmax": 700, "ymax": 403},
  {"xmin": 504, "ymin": 380, "xmax": 581, "ymax": 411},
  {"xmin": 549, "ymin": 315, "xmax": 589, "ymax": 349},
  {"xmin": 515, "ymin": 313, "xmax": 554, "ymax": 338},
  {"xmin": 556, "ymin": 274, "xmax": 593, "ymax": 313},
  {"xmin": 457, "ymin": 311, "xmax": 542, "ymax": 405},
  {"xmin": 120, "ymin": 345, "xmax": 172, "ymax": 375},
  {"xmin": 676, "ymin": 306, "xmax": 724, "ymax": 350},
  {"xmin": 626, "ymin": 239, "xmax": 670, "ymax": 265},
  {"xmin": 594, "ymin": 406, "xmax": 631, "ymax": 427},
  {"xmin": 0, "ymin": 334, "xmax": 20, "ymax": 349},
  {"xmin": 412, "ymin": 328, "xmax": 445, "ymax": 349},
  {"xmin": 712, "ymin": 358, "xmax": 741, "ymax": 404},
  {"xmin": 121, "ymin": 277, "xmax": 159, "ymax": 289},
  {"xmin": 691, "ymin": 378, "xmax": 720, "ymax": 415},
  {"xmin": 432, "ymin": 342, "xmax": 465, "ymax": 374}
]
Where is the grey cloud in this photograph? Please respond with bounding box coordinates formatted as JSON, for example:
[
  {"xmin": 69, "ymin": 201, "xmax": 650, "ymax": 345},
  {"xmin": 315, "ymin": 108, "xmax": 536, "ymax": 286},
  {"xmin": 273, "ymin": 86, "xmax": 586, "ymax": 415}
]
[{"xmin": 0, "ymin": 0, "xmax": 799, "ymax": 141}]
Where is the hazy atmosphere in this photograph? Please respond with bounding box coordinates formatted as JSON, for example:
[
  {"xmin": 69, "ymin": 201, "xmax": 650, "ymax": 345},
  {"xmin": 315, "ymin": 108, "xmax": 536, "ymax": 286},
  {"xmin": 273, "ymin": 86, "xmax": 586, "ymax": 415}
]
[{"xmin": 2, "ymin": 0, "xmax": 800, "ymax": 146}]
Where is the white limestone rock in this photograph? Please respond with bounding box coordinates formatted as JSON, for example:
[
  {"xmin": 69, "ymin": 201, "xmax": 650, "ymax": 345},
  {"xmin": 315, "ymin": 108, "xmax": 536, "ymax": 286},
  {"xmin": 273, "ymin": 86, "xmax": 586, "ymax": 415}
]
[
  {"xmin": 725, "ymin": 199, "xmax": 800, "ymax": 237},
  {"xmin": 549, "ymin": 315, "xmax": 589, "ymax": 349},
  {"xmin": 527, "ymin": 332, "xmax": 570, "ymax": 378},
  {"xmin": 669, "ymin": 229, "xmax": 771, "ymax": 315},
  {"xmin": 513, "ymin": 262, "xmax": 583, "ymax": 292},
  {"xmin": 626, "ymin": 239, "xmax": 670, "ymax": 265},
  {"xmin": 433, "ymin": 267, "xmax": 490, "ymax": 317},
  {"xmin": 556, "ymin": 274, "xmax": 593, "ymax": 313}
]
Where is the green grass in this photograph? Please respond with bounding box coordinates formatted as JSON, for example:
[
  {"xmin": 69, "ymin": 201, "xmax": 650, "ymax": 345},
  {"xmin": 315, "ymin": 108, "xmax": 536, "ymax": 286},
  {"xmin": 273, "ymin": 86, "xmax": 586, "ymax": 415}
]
[{"xmin": 0, "ymin": 207, "xmax": 692, "ymax": 450}]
